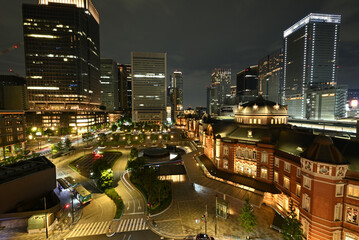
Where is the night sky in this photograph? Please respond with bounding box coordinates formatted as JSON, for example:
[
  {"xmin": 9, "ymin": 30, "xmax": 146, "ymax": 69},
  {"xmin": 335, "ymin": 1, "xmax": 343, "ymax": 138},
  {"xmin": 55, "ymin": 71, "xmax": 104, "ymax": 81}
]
[{"xmin": 1, "ymin": 0, "xmax": 358, "ymax": 108}]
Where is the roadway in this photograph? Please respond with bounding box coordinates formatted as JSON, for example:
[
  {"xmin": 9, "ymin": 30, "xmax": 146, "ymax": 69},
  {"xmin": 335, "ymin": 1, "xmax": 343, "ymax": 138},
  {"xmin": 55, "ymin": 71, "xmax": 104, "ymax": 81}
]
[{"xmin": 67, "ymin": 230, "xmax": 172, "ymax": 240}]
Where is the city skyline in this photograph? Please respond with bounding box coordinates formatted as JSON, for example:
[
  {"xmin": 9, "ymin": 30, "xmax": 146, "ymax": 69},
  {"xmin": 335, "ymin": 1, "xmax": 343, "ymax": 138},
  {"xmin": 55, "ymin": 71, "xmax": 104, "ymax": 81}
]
[{"xmin": 0, "ymin": 0, "xmax": 359, "ymax": 108}]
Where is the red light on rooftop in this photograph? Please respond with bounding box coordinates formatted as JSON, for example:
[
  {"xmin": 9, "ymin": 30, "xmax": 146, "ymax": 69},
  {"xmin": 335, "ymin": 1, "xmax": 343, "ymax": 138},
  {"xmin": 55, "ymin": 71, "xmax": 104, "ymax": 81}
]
[
  {"xmin": 65, "ymin": 204, "xmax": 70, "ymax": 209},
  {"xmin": 14, "ymin": 45, "xmax": 18, "ymax": 49}
]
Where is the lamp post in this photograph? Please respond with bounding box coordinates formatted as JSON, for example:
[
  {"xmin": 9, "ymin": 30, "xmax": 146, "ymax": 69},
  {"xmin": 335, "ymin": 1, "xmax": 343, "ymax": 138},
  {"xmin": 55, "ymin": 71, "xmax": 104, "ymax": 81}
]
[{"xmin": 43, "ymin": 196, "xmax": 48, "ymax": 239}]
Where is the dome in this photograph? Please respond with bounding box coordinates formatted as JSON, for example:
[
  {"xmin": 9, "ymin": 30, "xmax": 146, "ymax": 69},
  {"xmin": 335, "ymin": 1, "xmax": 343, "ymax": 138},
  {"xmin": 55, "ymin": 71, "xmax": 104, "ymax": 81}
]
[
  {"xmin": 236, "ymin": 95, "xmax": 287, "ymax": 116},
  {"xmin": 302, "ymin": 134, "xmax": 346, "ymax": 164}
]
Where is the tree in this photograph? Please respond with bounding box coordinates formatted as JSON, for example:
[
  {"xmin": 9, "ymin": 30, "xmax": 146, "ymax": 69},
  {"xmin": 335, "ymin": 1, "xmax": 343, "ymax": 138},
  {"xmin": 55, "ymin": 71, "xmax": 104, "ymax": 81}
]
[
  {"xmin": 97, "ymin": 169, "xmax": 113, "ymax": 190},
  {"xmin": 282, "ymin": 200, "xmax": 305, "ymax": 240},
  {"xmin": 238, "ymin": 198, "xmax": 257, "ymax": 237},
  {"xmin": 64, "ymin": 138, "xmax": 72, "ymax": 151},
  {"xmin": 127, "ymin": 157, "xmax": 147, "ymax": 177},
  {"xmin": 111, "ymin": 124, "xmax": 118, "ymax": 132},
  {"xmin": 130, "ymin": 147, "xmax": 138, "ymax": 160}
]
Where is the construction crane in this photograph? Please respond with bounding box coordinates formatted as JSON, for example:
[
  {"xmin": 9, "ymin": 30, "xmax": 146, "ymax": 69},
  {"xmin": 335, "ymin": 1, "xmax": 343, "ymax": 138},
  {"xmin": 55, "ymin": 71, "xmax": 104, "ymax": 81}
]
[{"xmin": 0, "ymin": 42, "xmax": 23, "ymax": 56}]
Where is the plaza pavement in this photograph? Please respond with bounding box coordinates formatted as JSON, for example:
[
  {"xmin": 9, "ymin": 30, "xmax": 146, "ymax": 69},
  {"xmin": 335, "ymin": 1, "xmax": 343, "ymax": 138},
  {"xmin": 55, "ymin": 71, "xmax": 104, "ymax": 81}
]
[{"xmin": 146, "ymin": 145, "xmax": 282, "ymax": 240}]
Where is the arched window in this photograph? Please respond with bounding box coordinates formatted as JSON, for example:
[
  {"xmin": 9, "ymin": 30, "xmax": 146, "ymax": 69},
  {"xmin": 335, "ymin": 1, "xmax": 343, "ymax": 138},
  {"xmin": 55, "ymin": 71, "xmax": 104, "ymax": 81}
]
[{"xmin": 236, "ymin": 147, "xmax": 242, "ymax": 158}]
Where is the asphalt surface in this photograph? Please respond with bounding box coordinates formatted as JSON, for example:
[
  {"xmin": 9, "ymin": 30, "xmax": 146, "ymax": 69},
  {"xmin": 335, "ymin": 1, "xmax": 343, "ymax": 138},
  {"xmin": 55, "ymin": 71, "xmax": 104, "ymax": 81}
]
[{"xmin": 66, "ymin": 230, "xmax": 172, "ymax": 240}]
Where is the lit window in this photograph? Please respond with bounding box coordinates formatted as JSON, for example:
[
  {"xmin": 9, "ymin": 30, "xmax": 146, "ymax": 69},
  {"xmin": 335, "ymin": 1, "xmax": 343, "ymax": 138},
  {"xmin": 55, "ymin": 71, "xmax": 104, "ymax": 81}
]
[
  {"xmin": 223, "ymin": 159, "xmax": 228, "ymax": 169},
  {"xmin": 274, "ymin": 171, "xmax": 278, "ymax": 183},
  {"xmin": 236, "ymin": 147, "xmax": 242, "ymax": 158},
  {"xmin": 258, "ymin": 119, "xmax": 261, "ymax": 124},
  {"xmin": 284, "ymin": 176, "xmax": 290, "ymax": 190},
  {"xmin": 261, "ymin": 168, "xmax": 268, "ymax": 179},
  {"xmin": 346, "ymin": 207, "xmax": 358, "ymax": 225},
  {"xmin": 296, "ymin": 184, "xmax": 301, "ymax": 197},
  {"xmin": 347, "ymin": 184, "xmax": 359, "ymax": 198}
]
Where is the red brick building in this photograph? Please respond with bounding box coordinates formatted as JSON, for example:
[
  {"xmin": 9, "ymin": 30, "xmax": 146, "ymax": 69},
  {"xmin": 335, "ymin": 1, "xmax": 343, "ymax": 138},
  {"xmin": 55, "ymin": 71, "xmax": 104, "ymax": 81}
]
[{"xmin": 194, "ymin": 96, "xmax": 359, "ymax": 240}]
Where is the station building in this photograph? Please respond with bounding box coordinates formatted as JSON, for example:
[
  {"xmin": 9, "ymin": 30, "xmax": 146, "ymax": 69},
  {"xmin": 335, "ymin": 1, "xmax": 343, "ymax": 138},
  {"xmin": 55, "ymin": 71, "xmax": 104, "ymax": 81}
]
[{"xmin": 188, "ymin": 95, "xmax": 359, "ymax": 240}]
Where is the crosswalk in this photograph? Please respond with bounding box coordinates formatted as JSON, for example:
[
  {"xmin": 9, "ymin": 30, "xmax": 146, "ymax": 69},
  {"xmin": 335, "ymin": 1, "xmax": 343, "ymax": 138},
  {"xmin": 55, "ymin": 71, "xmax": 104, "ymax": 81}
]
[{"xmin": 66, "ymin": 218, "xmax": 148, "ymax": 238}]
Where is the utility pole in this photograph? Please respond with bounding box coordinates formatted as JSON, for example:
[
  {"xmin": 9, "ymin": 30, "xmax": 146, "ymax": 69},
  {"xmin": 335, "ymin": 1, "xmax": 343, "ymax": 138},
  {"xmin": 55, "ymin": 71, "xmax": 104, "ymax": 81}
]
[
  {"xmin": 71, "ymin": 191, "xmax": 74, "ymax": 223},
  {"xmin": 215, "ymin": 195, "xmax": 217, "ymax": 236},
  {"xmin": 205, "ymin": 204, "xmax": 208, "ymax": 235},
  {"xmin": 44, "ymin": 196, "xmax": 48, "ymax": 239}
]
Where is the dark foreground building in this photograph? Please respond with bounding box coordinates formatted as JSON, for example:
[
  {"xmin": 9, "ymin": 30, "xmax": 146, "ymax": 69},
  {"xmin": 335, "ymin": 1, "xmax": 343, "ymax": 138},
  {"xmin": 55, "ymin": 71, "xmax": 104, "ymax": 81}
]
[{"xmin": 0, "ymin": 156, "xmax": 56, "ymax": 214}]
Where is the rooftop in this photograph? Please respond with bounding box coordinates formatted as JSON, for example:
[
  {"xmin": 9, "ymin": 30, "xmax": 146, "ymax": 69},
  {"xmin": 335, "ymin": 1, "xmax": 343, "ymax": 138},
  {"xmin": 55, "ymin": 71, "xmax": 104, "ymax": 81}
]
[{"xmin": 0, "ymin": 156, "xmax": 55, "ymax": 185}]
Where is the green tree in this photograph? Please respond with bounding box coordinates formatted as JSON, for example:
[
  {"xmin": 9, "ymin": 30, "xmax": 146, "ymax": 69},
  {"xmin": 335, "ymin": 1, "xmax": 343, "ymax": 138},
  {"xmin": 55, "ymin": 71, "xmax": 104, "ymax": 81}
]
[
  {"xmin": 238, "ymin": 198, "xmax": 257, "ymax": 237},
  {"xmin": 282, "ymin": 200, "xmax": 305, "ymax": 240},
  {"xmin": 98, "ymin": 169, "xmax": 113, "ymax": 190},
  {"xmin": 127, "ymin": 157, "xmax": 147, "ymax": 177},
  {"xmin": 130, "ymin": 147, "xmax": 138, "ymax": 160},
  {"xmin": 111, "ymin": 124, "xmax": 118, "ymax": 132},
  {"xmin": 64, "ymin": 138, "xmax": 72, "ymax": 151},
  {"xmin": 92, "ymin": 158, "xmax": 111, "ymax": 179}
]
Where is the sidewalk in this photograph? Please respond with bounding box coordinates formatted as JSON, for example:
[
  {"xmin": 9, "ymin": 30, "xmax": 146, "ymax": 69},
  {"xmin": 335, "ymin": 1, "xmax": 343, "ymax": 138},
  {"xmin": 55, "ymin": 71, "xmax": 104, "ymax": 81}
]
[
  {"xmin": 145, "ymin": 144, "xmax": 282, "ymax": 240},
  {"xmin": 150, "ymin": 179, "xmax": 281, "ymax": 239}
]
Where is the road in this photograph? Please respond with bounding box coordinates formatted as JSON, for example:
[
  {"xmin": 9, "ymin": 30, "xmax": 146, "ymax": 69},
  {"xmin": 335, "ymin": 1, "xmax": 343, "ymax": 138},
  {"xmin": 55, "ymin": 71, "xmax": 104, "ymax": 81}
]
[{"xmin": 67, "ymin": 230, "xmax": 173, "ymax": 240}]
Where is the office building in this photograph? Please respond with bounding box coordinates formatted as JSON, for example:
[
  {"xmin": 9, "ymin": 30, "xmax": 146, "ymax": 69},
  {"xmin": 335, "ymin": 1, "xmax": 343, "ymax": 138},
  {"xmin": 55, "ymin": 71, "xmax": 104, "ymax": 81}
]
[
  {"xmin": 23, "ymin": 0, "xmax": 101, "ymax": 110},
  {"xmin": 207, "ymin": 68, "xmax": 231, "ymax": 116},
  {"xmin": 258, "ymin": 49, "xmax": 283, "ymax": 103},
  {"xmin": 0, "ymin": 111, "xmax": 26, "ymax": 160},
  {"xmin": 170, "ymin": 70, "xmax": 183, "ymax": 121},
  {"xmin": 306, "ymin": 85, "xmax": 347, "ymax": 120},
  {"xmin": 0, "ymin": 75, "xmax": 28, "ymax": 110},
  {"xmin": 100, "ymin": 59, "xmax": 118, "ymax": 111},
  {"xmin": 117, "ymin": 64, "xmax": 131, "ymax": 112},
  {"xmin": 184, "ymin": 97, "xmax": 359, "ymax": 240},
  {"xmin": 283, "ymin": 13, "xmax": 341, "ymax": 119},
  {"xmin": 131, "ymin": 52, "xmax": 167, "ymax": 122},
  {"xmin": 236, "ymin": 65, "xmax": 258, "ymax": 103}
]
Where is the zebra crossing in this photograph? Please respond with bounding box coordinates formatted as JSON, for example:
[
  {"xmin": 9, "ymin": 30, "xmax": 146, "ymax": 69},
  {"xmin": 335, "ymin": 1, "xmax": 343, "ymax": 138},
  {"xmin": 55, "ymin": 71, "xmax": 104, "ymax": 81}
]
[{"xmin": 66, "ymin": 217, "xmax": 148, "ymax": 238}]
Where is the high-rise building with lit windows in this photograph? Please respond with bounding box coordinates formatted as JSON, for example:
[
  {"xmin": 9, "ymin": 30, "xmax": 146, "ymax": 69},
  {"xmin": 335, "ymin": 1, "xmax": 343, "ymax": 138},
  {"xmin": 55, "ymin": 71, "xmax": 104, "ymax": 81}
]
[
  {"xmin": 100, "ymin": 59, "xmax": 118, "ymax": 111},
  {"xmin": 282, "ymin": 13, "xmax": 341, "ymax": 119},
  {"xmin": 131, "ymin": 52, "xmax": 167, "ymax": 122},
  {"xmin": 170, "ymin": 70, "xmax": 183, "ymax": 121},
  {"xmin": 22, "ymin": 0, "xmax": 101, "ymax": 110}
]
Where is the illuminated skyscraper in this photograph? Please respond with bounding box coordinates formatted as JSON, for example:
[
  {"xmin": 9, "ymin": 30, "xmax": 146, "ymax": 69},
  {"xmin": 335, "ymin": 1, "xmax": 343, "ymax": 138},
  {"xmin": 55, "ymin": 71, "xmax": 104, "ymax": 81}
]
[
  {"xmin": 258, "ymin": 49, "xmax": 283, "ymax": 103},
  {"xmin": 100, "ymin": 59, "xmax": 118, "ymax": 111},
  {"xmin": 208, "ymin": 68, "xmax": 231, "ymax": 115},
  {"xmin": 282, "ymin": 13, "xmax": 341, "ymax": 119},
  {"xmin": 170, "ymin": 70, "xmax": 183, "ymax": 121},
  {"xmin": 22, "ymin": 0, "xmax": 100, "ymax": 110},
  {"xmin": 131, "ymin": 52, "xmax": 167, "ymax": 122},
  {"xmin": 236, "ymin": 65, "xmax": 258, "ymax": 103}
]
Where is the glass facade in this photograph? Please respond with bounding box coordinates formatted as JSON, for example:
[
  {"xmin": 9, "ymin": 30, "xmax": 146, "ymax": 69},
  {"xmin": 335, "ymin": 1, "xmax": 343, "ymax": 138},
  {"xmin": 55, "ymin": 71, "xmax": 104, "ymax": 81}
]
[
  {"xmin": 283, "ymin": 13, "xmax": 341, "ymax": 119},
  {"xmin": 236, "ymin": 66, "xmax": 258, "ymax": 103},
  {"xmin": 258, "ymin": 49, "xmax": 283, "ymax": 103},
  {"xmin": 100, "ymin": 59, "xmax": 118, "ymax": 111},
  {"xmin": 23, "ymin": 1, "xmax": 101, "ymax": 110},
  {"xmin": 131, "ymin": 52, "xmax": 167, "ymax": 122}
]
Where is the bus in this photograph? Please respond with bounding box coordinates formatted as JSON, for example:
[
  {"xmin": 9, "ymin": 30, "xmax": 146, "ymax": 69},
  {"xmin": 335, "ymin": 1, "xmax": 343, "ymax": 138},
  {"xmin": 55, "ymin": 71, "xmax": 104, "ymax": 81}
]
[{"xmin": 74, "ymin": 184, "xmax": 92, "ymax": 204}]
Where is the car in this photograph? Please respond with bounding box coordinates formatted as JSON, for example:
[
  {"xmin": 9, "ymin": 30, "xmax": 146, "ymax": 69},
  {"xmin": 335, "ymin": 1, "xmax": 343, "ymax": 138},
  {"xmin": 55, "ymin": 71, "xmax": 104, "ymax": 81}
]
[{"xmin": 195, "ymin": 233, "xmax": 214, "ymax": 240}]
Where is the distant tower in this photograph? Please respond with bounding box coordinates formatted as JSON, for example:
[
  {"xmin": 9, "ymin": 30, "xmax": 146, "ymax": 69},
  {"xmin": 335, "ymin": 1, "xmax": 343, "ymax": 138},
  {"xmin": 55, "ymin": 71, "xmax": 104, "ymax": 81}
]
[
  {"xmin": 100, "ymin": 59, "xmax": 118, "ymax": 111},
  {"xmin": 170, "ymin": 70, "xmax": 183, "ymax": 121},
  {"xmin": 258, "ymin": 49, "xmax": 283, "ymax": 103},
  {"xmin": 236, "ymin": 66, "xmax": 258, "ymax": 103},
  {"xmin": 131, "ymin": 52, "xmax": 167, "ymax": 122},
  {"xmin": 208, "ymin": 68, "xmax": 231, "ymax": 116},
  {"xmin": 282, "ymin": 13, "xmax": 341, "ymax": 119},
  {"xmin": 23, "ymin": 0, "xmax": 101, "ymax": 110}
]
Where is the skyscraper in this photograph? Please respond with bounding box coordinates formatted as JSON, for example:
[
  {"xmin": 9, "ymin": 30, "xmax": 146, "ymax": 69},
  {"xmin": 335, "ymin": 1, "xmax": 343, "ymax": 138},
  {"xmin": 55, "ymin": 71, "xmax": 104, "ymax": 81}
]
[
  {"xmin": 208, "ymin": 68, "xmax": 231, "ymax": 116},
  {"xmin": 117, "ymin": 63, "xmax": 131, "ymax": 113},
  {"xmin": 170, "ymin": 70, "xmax": 183, "ymax": 121},
  {"xmin": 100, "ymin": 59, "xmax": 118, "ymax": 111},
  {"xmin": 282, "ymin": 13, "xmax": 341, "ymax": 119},
  {"xmin": 131, "ymin": 52, "xmax": 167, "ymax": 122},
  {"xmin": 23, "ymin": 0, "xmax": 100, "ymax": 110},
  {"xmin": 258, "ymin": 49, "xmax": 283, "ymax": 104},
  {"xmin": 236, "ymin": 65, "xmax": 258, "ymax": 103}
]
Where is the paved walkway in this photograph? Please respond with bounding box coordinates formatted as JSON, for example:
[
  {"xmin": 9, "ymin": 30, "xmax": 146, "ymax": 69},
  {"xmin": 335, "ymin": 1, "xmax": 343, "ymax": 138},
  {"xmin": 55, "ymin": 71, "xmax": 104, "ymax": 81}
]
[{"xmin": 147, "ymin": 144, "xmax": 282, "ymax": 239}]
